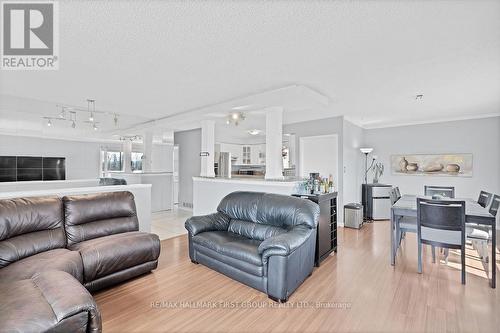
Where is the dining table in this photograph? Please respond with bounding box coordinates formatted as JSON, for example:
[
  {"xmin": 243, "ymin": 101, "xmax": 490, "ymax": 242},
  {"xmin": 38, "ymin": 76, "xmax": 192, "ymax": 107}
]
[{"xmin": 391, "ymin": 194, "xmax": 497, "ymax": 288}]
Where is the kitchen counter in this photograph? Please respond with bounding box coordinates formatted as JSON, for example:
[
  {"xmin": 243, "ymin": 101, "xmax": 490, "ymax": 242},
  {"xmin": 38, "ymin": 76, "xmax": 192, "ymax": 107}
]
[
  {"xmin": 192, "ymin": 176, "xmax": 302, "ymax": 215},
  {"xmin": 108, "ymin": 172, "xmax": 173, "ymax": 212}
]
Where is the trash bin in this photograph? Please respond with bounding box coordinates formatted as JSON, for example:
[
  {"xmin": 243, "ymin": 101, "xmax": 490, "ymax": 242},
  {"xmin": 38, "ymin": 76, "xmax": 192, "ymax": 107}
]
[{"xmin": 344, "ymin": 203, "xmax": 363, "ymax": 229}]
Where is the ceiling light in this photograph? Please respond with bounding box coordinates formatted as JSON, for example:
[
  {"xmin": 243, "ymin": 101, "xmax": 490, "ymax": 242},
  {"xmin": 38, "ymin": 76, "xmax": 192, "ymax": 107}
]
[
  {"xmin": 226, "ymin": 112, "xmax": 246, "ymax": 126},
  {"xmin": 87, "ymin": 99, "xmax": 95, "ymax": 121},
  {"xmin": 71, "ymin": 120, "xmax": 76, "ymax": 128},
  {"xmin": 113, "ymin": 113, "xmax": 119, "ymax": 127},
  {"xmin": 58, "ymin": 107, "xmax": 66, "ymax": 119},
  {"xmin": 248, "ymin": 129, "xmax": 261, "ymax": 136},
  {"xmin": 47, "ymin": 119, "xmax": 52, "ymax": 127},
  {"xmin": 93, "ymin": 123, "xmax": 98, "ymax": 131},
  {"xmin": 231, "ymin": 105, "xmax": 253, "ymax": 111}
]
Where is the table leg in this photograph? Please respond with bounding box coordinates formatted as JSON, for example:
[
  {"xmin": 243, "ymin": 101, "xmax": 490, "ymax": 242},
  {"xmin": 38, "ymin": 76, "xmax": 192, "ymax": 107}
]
[
  {"xmin": 492, "ymin": 222, "xmax": 496, "ymax": 288},
  {"xmin": 391, "ymin": 209, "xmax": 395, "ymax": 266}
]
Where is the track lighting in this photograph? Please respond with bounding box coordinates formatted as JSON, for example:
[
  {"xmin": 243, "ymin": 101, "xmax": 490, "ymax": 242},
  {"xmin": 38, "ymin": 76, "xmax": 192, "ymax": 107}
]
[
  {"xmin": 44, "ymin": 100, "xmax": 122, "ymax": 131},
  {"xmin": 87, "ymin": 99, "xmax": 95, "ymax": 122}
]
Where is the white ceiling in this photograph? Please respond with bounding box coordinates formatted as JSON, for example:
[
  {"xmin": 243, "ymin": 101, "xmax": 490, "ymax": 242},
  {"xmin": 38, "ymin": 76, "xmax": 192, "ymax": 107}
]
[{"xmin": 1, "ymin": 0, "xmax": 499, "ymax": 141}]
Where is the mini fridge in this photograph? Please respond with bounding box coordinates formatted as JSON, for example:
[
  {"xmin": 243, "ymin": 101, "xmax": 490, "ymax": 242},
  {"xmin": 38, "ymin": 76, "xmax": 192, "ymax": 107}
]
[{"xmin": 362, "ymin": 184, "xmax": 392, "ymax": 220}]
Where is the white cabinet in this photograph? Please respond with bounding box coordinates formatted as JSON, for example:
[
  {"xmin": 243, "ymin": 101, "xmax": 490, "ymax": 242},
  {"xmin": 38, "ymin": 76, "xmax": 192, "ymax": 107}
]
[{"xmin": 218, "ymin": 143, "xmax": 266, "ymax": 165}]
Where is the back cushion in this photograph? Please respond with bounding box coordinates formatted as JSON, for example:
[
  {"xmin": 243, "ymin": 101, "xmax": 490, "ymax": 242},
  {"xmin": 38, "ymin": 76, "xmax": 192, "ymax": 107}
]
[
  {"xmin": 0, "ymin": 196, "xmax": 65, "ymax": 268},
  {"xmin": 217, "ymin": 191, "xmax": 319, "ymax": 229},
  {"xmin": 228, "ymin": 219, "xmax": 287, "ymax": 241},
  {"xmin": 63, "ymin": 191, "xmax": 138, "ymax": 245}
]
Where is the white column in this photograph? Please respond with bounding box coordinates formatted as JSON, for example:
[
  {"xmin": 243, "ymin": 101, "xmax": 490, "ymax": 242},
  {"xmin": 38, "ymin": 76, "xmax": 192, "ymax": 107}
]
[
  {"xmin": 123, "ymin": 140, "xmax": 132, "ymax": 173},
  {"xmin": 200, "ymin": 120, "xmax": 215, "ymax": 177},
  {"xmin": 265, "ymin": 107, "xmax": 284, "ymax": 180},
  {"xmin": 143, "ymin": 131, "xmax": 153, "ymax": 172}
]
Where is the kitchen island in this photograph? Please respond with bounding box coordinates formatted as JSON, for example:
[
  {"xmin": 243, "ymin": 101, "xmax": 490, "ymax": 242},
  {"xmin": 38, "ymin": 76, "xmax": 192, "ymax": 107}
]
[{"xmin": 192, "ymin": 176, "xmax": 303, "ymax": 215}]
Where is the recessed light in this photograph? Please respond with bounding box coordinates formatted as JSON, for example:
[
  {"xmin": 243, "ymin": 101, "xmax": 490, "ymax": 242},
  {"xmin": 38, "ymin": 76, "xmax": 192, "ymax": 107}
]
[{"xmin": 247, "ymin": 129, "xmax": 261, "ymax": 136}]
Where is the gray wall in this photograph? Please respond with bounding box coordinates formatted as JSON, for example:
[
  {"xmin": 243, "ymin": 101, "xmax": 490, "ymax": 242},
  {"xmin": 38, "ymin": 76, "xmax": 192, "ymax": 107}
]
[
  {"xmin": 342, "ymin": 120, "xmax": 365, "ymax": 205},
  {"xmin": 174, "ymin": 128, "xmax": 201, "ymax": 208},
  {"xmin": 363, "ymin": 116, "xmax": 500, "ymax": 200}
]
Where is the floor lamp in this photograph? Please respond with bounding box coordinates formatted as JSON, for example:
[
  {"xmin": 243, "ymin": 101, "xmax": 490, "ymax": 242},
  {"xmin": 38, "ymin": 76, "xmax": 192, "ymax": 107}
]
[{"xmin": 360, "ymin": 147, "xmax": 374, "ymax": 184}]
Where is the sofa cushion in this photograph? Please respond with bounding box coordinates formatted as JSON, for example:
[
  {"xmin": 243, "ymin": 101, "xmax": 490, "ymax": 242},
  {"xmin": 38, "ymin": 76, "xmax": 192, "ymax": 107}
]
[
  {"xmin": 0, "ymin": 248, "xmax": 83, "ymax": 283},
  {"xmin": 69, "ymin": 231, "xmax": 160, "ymax": 282},
  {"xmin": 0, "ymin": 270, "xmax": 101, "ymax": 333},
  {"xmin": 63, "ymin": 191, "xmax": 139, "ymax": 246},
  {"xmin": 0, "ymin": 196, "xmax": 66, "ymax": 268},
  {"xmin": 228, "ymin": 219, "xmax": 287, "ymax": 241},
  {"xmin": 192, "ymin": 231, "xmax": 262, "ymax": 267},
  {"xmin": 217, "ymin": 191, "xmax": 319, "ymax": 229}
]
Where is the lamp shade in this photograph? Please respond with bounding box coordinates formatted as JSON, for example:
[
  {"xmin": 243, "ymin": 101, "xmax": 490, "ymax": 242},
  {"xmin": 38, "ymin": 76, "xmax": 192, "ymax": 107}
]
[{"xmin": 360, "ymin": 147, "xmax": 373, "ymax": 154}]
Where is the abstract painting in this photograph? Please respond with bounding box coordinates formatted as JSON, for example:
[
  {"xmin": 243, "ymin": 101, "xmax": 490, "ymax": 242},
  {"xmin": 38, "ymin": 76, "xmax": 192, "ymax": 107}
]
[{"xmin": 390, "ymin": 153, "xmax": 473, "ymax": 177}]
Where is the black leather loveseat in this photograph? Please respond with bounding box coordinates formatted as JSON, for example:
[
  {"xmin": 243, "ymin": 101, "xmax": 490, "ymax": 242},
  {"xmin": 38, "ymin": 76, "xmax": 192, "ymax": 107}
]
[
  {"xmin": 0, "ymin": 191, "xmax": 160, "ymax": 332},
  {"xmin": 185, "ymin": 191, "xmax": 319, "ymax": 302}
]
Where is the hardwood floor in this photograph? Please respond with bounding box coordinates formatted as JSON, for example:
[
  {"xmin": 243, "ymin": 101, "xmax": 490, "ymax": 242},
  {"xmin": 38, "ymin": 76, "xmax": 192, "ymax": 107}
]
[{"xmin": 94, "ymin": 221, "xmax": 499, "ymax": 333}]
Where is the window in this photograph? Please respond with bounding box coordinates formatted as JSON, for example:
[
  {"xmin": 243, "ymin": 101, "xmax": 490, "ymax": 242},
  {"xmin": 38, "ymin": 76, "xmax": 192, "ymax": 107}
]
[
  {"xmin": 131, "ymin": 152, "xmax": 143, "ymax": 172},
  {"xmin": 103, "ymin": 151, "xmax": 123, "ymax": 171},
  {"xmin": 242, "ymin": 146, "xmax": 251, "ymax": 164}
]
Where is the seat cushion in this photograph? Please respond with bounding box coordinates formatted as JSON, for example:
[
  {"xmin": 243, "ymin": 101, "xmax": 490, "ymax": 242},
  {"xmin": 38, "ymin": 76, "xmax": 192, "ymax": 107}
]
[
  {"xmin": 400, "ymin": 217, "xmax": 417, "ymax": 231},
  {"xmin": 0, "ymin": 248, "xmax": 83, "ymax": 283},
  {"xmin": 0, "ymin": 270, "xmax": 101, "ymax": 333},
  {"xmin": 69, "ymin": 231, "xmax": 160, "ymax": 282},
  {"xmin": 466, "ymin": 226, "xmax": 490, "ymax": 240},
  {"xmin": 192, "ymin": 231, "xmax": 263, "ymax": 266}
]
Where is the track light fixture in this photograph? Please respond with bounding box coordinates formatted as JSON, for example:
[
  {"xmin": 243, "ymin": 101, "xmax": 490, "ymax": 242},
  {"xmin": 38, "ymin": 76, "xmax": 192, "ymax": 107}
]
[{"xmin": 44, "ymin": 100, "xmax": 121, "ymax": 131}]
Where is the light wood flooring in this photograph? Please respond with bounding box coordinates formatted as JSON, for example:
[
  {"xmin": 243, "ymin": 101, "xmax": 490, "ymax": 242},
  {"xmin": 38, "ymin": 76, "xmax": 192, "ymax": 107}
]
[
  {"xmin": 151, "ymin": 207, "xmax": 192, "ymax": 240},
  {"xmin": 94, "ymin": 220, "xmax": 499, "ymax": 333}
]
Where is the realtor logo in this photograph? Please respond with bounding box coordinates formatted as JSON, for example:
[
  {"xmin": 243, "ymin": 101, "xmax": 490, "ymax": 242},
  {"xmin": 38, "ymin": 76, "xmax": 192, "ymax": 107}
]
[{"xmin": 1, "ymin": 1, "xmax": 59, "ymax": 70}]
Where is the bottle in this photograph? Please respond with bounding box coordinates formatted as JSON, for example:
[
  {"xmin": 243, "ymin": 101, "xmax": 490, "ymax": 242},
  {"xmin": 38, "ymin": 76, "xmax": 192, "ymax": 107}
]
[{"xmin": 328, "ymin": 174, "xmax": 334, "ymax": 193}]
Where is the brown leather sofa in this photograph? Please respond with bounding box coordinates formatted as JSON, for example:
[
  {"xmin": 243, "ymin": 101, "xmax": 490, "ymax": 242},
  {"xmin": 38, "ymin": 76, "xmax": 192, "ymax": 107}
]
[{"xmin": 0, "ymin": 191, "xmax": 161, "ymax": 333}]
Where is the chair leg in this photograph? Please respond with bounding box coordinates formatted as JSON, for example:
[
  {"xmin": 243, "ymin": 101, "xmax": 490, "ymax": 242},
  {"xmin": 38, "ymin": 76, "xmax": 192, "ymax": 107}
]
[
  {"xmin": 418, "ymin": 240, "xmax": 423, "ymax": 274},
  {"xmin": 443, "ymin": 248, "xmax": 449, "ymax": 264},
  {"xmin": 461, "ymin": 246, "xmax": 466, "ymax": 285},
  {"xmin": 431, "ymin": 245, "xmax": 436, "ymax": 263}
]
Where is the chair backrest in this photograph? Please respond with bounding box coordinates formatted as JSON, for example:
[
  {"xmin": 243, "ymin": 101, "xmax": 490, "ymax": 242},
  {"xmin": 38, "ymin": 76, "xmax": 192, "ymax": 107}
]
[
  {"xmin": 394, "ymin": 187, "xmax": 401, "ymax": 200},
  {"xmin": 99, "ymin": 178, "xmax": 127, "ymax": 185},
  {"xmin": 63, "ymin": 191, "xmax": 138, "ymax": 246},
  {"xmin": 489, "ymin": 194, "xmax": 500, "ymax": 217},
  {"xmin": 477, "ymin": 191, "xmax": 492, "ymax": 208},
  {"xmin": 424, "ymin": 185, "xmax": 455, "ymax": 198},
  {"xmin": 0, "ymin": 196, "xmax": 66, "ymax": 268},
  {"xmin": 417, "ymin": 198, "xmax": 465, "ymax": 247},
  {"xmin": 389, "ymin": 188, "xmax": 398, "ymax": 205}
]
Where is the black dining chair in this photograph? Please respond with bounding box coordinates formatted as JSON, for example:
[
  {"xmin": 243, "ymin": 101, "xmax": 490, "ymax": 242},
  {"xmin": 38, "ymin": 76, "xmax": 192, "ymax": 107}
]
[
  {"xmin": 417, "ymin": 198, "xmax": 466, "ymax": 284},
  {"xmin": 466, "ymin": 193, "xmax": 499, "ymax": 263},
  {"xmin": 389, "ymin": 188, "xmax": 398, "ymax": 205},
  {"xmin": 394, "ymin": 187, "xmax": 401, "ymax": 200},
  {"xmin": 477, "ymin": 191, "xmax": 493, "ymax": 208},
  {"xmin": 490, "ymin": 194, "xmax": 500, "ymax": 217},
  {"xmin": 424, "ymin": 185, "xmax": 455, "ymax": 198}
]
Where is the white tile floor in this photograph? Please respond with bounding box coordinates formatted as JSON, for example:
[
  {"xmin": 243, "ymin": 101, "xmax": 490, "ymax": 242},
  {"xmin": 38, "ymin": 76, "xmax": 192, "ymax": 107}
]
[{"xmin": 151, "ymin": 206, "xmax": 192, "ymax": 240}]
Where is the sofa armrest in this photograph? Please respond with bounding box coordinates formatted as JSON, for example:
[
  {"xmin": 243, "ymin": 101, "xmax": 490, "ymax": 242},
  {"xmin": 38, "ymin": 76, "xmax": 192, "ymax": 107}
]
[
  {"xmin": 258, "ymin": 226, "xmax": 313, "ymax": 263},
  {"xmin": 185, "ymin": 212, "xmax": 230, "ymax": 236}
]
